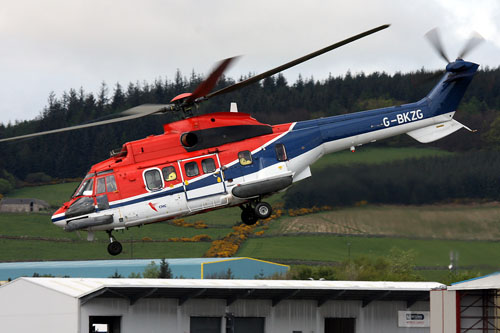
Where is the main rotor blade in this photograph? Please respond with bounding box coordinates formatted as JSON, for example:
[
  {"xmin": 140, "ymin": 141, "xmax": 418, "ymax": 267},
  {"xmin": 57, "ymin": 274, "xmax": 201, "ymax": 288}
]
[
  {"xmin": 425, "ymin": 28, "xmax": 450, "ymax": 63},
  {"xmin": 0, "ymin": 104, "xmax": 173, "ymax": 143},
  {"xmin": 458, "ymin": 31, "xmax": 484, "ymax": 59},
  {"xmin": 185, "ymin": 57, "xmax": 238, "ymax": 105},
  {"xmin": 204, "ymin": 24, "xmax": 390, "ymax": 100}
]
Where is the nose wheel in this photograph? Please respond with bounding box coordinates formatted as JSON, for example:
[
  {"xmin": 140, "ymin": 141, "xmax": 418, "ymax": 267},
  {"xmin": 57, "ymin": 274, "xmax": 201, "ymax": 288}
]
[
  {"xmin": 106, "ymin": 230, "xmax": 123, "ymax": 256},
  {"xmin": 240, "ymin": 201, "xmax": 272, "ymax": 225}
]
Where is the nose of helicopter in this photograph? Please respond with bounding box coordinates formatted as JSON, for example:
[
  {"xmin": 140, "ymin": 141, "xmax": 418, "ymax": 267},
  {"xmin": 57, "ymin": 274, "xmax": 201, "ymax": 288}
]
[{"xmin": 51, "ymin": 207, "xmax": 67, "ymax": 228}]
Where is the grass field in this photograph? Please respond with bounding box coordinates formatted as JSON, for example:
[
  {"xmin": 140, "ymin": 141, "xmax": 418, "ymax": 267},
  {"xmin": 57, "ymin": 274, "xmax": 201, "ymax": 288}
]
[
  {"xmin": 271, "ymin": 203, "xmax": 500, "ymax": 241},
  {"xmin": 237, "ymin": 234, "xmax": 500, "ymax": 267},
  {"xmin": 7, "ymin": 182, "xmax": 79, "ymax": 207}
]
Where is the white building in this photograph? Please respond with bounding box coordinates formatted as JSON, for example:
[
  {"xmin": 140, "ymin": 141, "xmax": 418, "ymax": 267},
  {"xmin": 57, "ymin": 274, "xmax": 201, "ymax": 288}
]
[
  {"xmin": 430, "ymin": 272, "xmax": 500, "ymax": 332},
  {"xmin": 0, "ymin": 277, "xmax": 442, "ymax": 333}
]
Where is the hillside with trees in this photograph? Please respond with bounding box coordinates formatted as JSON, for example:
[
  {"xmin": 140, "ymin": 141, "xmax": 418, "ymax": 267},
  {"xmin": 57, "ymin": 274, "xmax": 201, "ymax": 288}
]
[{"xmin": 0, "ymin": 67, "xmax": 499, "ymax": 190}]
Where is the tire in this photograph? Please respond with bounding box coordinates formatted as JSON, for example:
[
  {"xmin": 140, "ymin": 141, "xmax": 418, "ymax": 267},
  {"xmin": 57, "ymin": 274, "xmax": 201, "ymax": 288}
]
[
  {"xmin": 241, "ymin": 208, "xmax": 258, "ymax": 226},
  {"xmin": 254, "ymin": 202, "xmax": 272, "ymax": 219},
  {"xmin": 107, "ymin": 241, "xmax": 123, "ymax": 256}
]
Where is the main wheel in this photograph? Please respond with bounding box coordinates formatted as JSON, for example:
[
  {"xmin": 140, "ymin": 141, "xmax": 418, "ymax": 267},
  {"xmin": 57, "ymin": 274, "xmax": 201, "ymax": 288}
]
[
  {"xmin": 241, "ymin": 208, "xmax": 258, "ymax": 226},
  {"xmin": 107, "ymin": 241, "xmax": 123, "ymax": 256},
  {"xmin": 254, "ymin": 202, "xmax": 272, "ymax": 219}
]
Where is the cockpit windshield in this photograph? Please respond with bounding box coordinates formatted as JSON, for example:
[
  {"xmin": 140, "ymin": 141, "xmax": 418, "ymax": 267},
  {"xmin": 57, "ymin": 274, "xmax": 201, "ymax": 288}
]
[{"xmin": 72, "ymin": 177, "xmax": 94, "ymax": 198}]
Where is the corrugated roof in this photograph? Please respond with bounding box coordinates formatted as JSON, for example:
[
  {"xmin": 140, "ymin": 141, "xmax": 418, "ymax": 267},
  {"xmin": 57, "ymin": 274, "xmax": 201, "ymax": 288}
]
[
  {"xmin": 9, "ymin": 277, "xmax": 445, "ymax": 299},
  {"xmin": 448, "ymin": 272, "xmax": 500, "ymax": 290}
]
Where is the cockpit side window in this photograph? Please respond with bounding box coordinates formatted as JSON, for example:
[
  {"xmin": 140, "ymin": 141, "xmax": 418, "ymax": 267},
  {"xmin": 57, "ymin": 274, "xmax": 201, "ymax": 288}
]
[
  {"xmin": 106, "ymin": 175, "xmax": 117, "ymax": 192},
  {"xmin": 144, "ymin": 169, "xmax": 163, "ymax": 191},
  {"xmin": 96, "ymin": 175, "xmax": 117, "ymax": 194},
  {"xmin": 96, "ymin": 177, "xmax": 106, "ymax": 194},
  {"xmin": 73, "ymin": 178, "xmax": 94, "ymax": 198}
]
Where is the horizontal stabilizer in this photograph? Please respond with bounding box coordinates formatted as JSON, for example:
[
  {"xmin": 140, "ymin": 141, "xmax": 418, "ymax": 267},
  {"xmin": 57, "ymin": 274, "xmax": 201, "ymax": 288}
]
[{"xmin": 407, "ymin": 119, "xmax": 473, "ymax": 143}]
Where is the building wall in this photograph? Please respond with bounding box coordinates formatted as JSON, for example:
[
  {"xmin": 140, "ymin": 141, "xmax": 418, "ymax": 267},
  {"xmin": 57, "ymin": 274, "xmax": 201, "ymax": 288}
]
[
  {"xmin": 430, "ymin": 289, "xmax": 456, "ymax": 333},
  {"xmin": 81, "ymin": 297, "xmax": 430, "ymax": 333},
  {"xmin": 0, "ymin": 279, "xmax": 78, "ymax": 332}
]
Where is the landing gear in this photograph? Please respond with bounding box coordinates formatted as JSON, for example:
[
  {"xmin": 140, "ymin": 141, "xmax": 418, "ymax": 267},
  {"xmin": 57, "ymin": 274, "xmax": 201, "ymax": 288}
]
[
  {"xmin": 240, "ymin": 201, "xmax": 273, "ymax": 225},
  {"xmin": 241, "ymin": 207, "xmax": 258, "ymax": 226},
  {"xmin": 254, "ymin": 202, "xmax": 272, "ymax": 219},
  {"xmin": 106, "ymin": 230, "xmax": 122, "ymax": 256}
]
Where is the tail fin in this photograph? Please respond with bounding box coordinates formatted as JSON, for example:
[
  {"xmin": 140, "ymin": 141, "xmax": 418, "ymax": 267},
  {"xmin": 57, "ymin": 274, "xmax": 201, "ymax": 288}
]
[
  {"xmin": 407, "ymin": 60, "xmax": 479, "ymax": 143},
  {"xmin": 425, "ymin": 59, "xmax": 479, "ymax": 117}
]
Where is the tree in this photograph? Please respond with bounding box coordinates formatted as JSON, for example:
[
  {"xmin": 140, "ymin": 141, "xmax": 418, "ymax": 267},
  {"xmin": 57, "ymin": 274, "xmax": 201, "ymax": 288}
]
[
  {"xmin": 0, "ymin": 179, "xmax": 13, "ymax": 195},
  {"xmin": 109, "ymin": 270, "xmax": 123, "ymax": 278},
  {"xmin": 143, "ymin": 261, "xmax": 160, "ymax": 278},
  {"xmin": 159, "ymin": 259, "xmax": 172, "ymax": 279},
  {"xmin": 483, "ymin": 114, "xmax": 500, "ymax": 149}
]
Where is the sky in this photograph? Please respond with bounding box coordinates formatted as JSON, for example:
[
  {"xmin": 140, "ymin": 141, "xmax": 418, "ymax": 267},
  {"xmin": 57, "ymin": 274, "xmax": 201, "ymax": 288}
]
[{"xmin": 0, "ymin": 0, "xmax": 499, "ymax": 125}]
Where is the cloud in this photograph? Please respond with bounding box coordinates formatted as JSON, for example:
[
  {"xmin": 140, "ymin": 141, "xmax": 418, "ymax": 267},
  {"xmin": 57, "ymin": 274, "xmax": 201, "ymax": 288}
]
[{"xmin": 0, "ymin": 0, "xmax": 498, "ymax": 124}]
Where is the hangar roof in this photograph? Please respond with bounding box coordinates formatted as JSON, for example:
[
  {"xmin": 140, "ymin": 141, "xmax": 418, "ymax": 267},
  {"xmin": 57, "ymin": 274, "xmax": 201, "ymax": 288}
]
[
  {"xmin": 7, "ymin": 278, "xmax": 444, "ymax": 308},
  {"xmin": 448, "ymin": 272, "xmax": 500, "ymax": 290}
]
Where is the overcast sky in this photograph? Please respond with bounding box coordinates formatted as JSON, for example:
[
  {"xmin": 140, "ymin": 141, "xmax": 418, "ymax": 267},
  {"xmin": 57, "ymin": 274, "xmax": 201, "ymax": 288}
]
[{"xmin": 0, "ymin": 0, "xmax": 499, "ymax": 125}]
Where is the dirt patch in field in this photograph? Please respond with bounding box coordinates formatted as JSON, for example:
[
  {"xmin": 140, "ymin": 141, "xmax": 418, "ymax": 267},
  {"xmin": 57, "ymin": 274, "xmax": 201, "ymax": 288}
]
[{"xmin": 278, "ymin": 204, "xmax": 500, "ymax": 240}]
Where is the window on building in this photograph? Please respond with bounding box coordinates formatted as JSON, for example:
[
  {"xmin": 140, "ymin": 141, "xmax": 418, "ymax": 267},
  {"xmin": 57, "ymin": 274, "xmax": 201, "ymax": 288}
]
[
  {"xmin": 190, "ymin": 317, "xmax": 221, "ymax": 333},
  {"xmin": 162, "ymin": 166, "xmax": 177, "ymax": 181},
  {"xmin": 89, "ymin": 316, "xmax": 121, "ymax": 333},
  {"xmin": 238, "ymin": 151, "xmax": 253, "ymax": 166},
  {"xmin": 185, "ymin": 162, "xmax": 199, "ymax": 177},
  {"xmin": 324, "ymin": 318, "xmax": 355, "ymax": 333},
  {"xmin": 144, "ymin": 169, "xmax": 163, "ymax": 191},
  {"xmin": 202, "ymin": 158, "xmax": 216, "ymax": 173},
  {"xmin": 275, "ymin": 143, "xmax": 288, "ymax": 161},
  {"xmin": 234, "ymin": 317, "xmax": 265, "ymax": 333}
]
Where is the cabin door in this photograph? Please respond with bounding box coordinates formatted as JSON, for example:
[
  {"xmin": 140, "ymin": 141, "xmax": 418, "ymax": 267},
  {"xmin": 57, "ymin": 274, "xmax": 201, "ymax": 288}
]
[{"xmin": 178, "ymin": 153, "xmax": 226, "ymax": 205}]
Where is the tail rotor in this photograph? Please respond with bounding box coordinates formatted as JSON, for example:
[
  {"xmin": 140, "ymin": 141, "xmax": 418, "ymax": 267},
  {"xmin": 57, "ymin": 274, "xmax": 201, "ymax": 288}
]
[{"xmin": 425, "ymin": 28, "xmax": 484, "ymax": 63}]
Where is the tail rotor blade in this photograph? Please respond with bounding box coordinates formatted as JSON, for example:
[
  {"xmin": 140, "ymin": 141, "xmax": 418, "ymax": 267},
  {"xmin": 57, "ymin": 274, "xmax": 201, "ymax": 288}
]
[
  {"xmin": 425, "ymin": 28, "xmax": 450, "ymax": 63},
  {"xmin": 458, "ymin": 31, "xmax": 484, "ymax": 59}
]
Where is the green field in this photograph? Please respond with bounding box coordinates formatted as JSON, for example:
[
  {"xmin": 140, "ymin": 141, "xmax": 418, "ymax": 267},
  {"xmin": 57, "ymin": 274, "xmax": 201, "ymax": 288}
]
[
  {"xmin": 238, "ymin": 235, "xmax": 500, "ymax": 268},
  {"xmin": 1, "ymin": 147, "xmax": 498, "ymax": 282},
  {"xmin": 270, "ymin": 204, "xmax": 500, "ymax": 240},
  {"xmin": 7, "ymin": 182, "xmax": 79, "ymax": 207}
]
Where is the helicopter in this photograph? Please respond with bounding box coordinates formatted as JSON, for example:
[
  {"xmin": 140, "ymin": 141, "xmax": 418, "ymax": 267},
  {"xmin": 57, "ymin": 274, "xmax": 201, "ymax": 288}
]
[{"xmin": 0, "ymin": 25, "xmax": 483, "ymax": 255}]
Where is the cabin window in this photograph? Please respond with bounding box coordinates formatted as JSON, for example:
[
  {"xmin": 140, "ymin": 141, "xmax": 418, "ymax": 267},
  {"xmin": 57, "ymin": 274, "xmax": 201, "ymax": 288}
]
[
  {"xmin": 96, "ymin": 177, "xmax": 106, "ymax": 194},
  {"xmin": 202, "ymin": 158, "xmax": 216, "ymax": 173},
  {"xmin": 275, "ymin": 143, "xmax": 288, "ymax": 161},
  {"xmin": 162, "ymin": 166, "xmax": 177, "ymax": 181},
  {"xmin": 144, "ymin": 169, "xmax": 163, "ymax": 191},
  {"xmin": 185, "ymin": 162, "xmax": 199, "ymax": 177},
  {"xmin": 238, "ymin": 151, "xmax": 252, "ymax": 166},
  {"xmin": 106, "ymin": 175, "xmax": 117, "ymax": 192}
]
